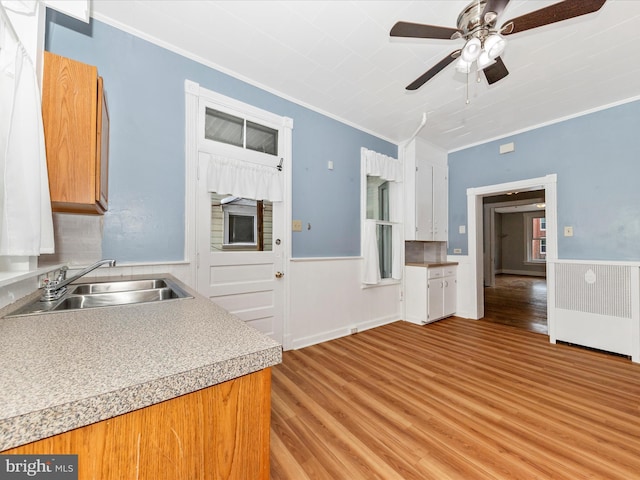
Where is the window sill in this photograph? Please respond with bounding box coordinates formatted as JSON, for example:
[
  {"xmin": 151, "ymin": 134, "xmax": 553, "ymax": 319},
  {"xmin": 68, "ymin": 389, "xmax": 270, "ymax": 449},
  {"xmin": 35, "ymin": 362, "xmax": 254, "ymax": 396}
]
[
  {"xmin": 361, "ymin": 279, "xmax": 401, "ymax": 289},
  {"xmin": 524, "ymin": 260, "xmax": 547, "ymax": 266}
]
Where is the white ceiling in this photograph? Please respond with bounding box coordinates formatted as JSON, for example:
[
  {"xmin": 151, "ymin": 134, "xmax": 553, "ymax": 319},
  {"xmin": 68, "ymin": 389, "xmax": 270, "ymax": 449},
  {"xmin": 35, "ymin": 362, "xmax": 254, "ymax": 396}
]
[{"xmin": 91, "ymin": 0, "xmax": 640, "ymax": 151}]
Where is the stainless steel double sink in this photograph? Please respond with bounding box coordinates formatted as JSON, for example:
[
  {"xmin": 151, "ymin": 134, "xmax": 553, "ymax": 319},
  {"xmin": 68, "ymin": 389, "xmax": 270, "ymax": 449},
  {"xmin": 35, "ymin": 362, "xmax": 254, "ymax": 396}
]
[{"xmin": 5, "ymin": 278, "xmax": 193, "ymax": 318}]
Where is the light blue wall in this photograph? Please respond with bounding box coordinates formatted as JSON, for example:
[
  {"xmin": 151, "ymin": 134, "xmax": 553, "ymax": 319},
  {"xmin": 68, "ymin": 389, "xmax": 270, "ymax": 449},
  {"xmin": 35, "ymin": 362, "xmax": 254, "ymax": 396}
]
[
  {"xmin": 45, "ymin": 11, "xmax": 397, "ymax": 261},
  {"xmin": 448, "ymin": 99, "xmax": 640, "ymax": 261}
]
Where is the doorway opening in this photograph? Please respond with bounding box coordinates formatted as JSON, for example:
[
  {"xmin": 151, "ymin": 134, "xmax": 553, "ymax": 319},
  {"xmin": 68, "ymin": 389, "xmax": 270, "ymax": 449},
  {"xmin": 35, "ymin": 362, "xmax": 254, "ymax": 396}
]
[
  {"xmin": 482, "ymin": 190, "xmax": 548, "ymax": 334},
  {"xmin": 466, "ymin": 174, "xmax": 557, "ymax": 338}
]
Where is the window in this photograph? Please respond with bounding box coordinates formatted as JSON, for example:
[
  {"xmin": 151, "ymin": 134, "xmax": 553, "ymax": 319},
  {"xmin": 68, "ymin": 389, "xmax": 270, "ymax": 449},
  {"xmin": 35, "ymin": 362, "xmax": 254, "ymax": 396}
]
[
  {"xmin": 524, "ymin": 212, "xmax": 546, "ymax": 262},
  {"xmin": 205, "ymin": 108, "xmax": 278, "ymax": 155},
  {"xmin": 367, "ymin": 176, "xmax": 393, "ymax": 279},
  {"xmin": 361, "ymin": 147, "xmax": 402, "ymax": 285},
  {"xmin": 210, "ymin": 194, "xmax": 272, "ymax": 251}
]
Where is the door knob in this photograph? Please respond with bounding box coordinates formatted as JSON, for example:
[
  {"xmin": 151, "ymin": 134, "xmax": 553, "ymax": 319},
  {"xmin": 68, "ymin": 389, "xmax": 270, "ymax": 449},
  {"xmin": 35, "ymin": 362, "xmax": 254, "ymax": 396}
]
[{"xmin": 275, "ymin": 271, "xmax": 284, "ymax": 278}]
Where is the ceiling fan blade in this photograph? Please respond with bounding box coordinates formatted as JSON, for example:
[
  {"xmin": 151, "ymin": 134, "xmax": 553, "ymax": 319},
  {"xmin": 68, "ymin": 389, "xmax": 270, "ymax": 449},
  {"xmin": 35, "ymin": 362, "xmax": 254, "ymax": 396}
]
[
  {"xmin": 482, "ymin": 57, "xmax": 509, "ymax": 85},
  {"xmin": 391, "ymin": 21, "xmax": 461, "ymax": 40},
  {"xmin": 500, "ymin": 0, "xmax": 606, "ymax": 35},
  {"xmin": 406, "ymin": 50, "xmax": 461, "ymax": 91},
  {"xmin": 481, "ymin": 0, "xmax": 511, "ymax": 23}
]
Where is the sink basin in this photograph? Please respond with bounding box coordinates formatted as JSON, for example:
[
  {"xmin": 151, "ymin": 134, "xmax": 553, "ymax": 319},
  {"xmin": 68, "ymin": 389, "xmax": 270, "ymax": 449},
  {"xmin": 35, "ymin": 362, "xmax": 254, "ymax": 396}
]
[
  {"xmin": 4, "ymin": 277, "xmax": 193, "ymax": 318},
  {"xmin": 70, "ymin": 279, "xmax": 169, "ymax": 295},
  {"xmin": 53, "ymin": 287, "xmax": 185, "ymax": 311}
]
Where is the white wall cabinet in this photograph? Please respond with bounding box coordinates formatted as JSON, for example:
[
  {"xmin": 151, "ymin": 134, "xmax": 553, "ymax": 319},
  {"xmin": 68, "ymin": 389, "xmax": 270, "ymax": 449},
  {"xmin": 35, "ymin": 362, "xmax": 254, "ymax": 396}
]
[
  {"xmin": 405, "ymin": 265, "xmax": 457, "ymax": 325},
  {"xmin": 404, "ymin": 138, "xmax": 448, "ymax": 241}
]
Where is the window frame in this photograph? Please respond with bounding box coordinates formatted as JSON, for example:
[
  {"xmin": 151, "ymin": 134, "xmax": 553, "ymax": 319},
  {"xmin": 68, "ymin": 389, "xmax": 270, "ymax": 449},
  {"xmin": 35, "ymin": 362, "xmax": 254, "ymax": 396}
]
[
  {"xmin": 203, "ymin": 106, "xmax": 279, "ymax": 158},
  {"xmin": 222, "ymin": 203, "xmax": 258, "ymax": 247},
  {"xmin": 523, "ymin": 210, "xmax": 547, "ymax": 264}
]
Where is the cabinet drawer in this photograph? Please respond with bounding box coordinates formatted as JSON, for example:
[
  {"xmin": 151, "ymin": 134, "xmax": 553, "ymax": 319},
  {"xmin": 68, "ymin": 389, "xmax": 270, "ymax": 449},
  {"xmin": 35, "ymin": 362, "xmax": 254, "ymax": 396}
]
[
  {"xmin": 443, "ymin": 266, "xmax": 457, "ymax": 277},
  {"xmin": 428, "ymin": 267, "xmax": 443, "ymax": 279}
]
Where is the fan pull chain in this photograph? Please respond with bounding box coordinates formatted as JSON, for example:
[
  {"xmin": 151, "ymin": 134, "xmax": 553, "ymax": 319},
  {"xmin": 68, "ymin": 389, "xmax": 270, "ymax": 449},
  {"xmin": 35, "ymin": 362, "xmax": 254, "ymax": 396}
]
[{"xmin": 466, "ymin": 70, "xmax": 470, "ymax": 105}]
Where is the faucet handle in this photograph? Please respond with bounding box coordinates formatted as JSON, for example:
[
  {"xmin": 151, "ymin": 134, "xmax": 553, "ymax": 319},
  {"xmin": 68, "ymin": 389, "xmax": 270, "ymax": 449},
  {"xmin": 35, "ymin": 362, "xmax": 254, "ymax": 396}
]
[{"xmin": 56, "ymin": 266, "xmax": 68, "ymax": 282}]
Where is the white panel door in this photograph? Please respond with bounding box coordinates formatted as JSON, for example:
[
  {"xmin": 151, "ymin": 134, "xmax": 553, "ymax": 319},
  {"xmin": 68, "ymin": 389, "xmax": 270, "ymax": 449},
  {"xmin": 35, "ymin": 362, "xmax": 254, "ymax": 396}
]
[{"xmin": 196, "ymin": 153, "xmax": 285, "ymax": 343}]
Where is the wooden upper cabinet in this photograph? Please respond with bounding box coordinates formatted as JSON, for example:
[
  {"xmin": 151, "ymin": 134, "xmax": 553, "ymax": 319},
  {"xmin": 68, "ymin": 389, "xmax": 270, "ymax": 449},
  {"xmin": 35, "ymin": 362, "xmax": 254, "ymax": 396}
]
[{"xmin": 42, "ymin": 52, "xmax": 109, "ymax": 214}]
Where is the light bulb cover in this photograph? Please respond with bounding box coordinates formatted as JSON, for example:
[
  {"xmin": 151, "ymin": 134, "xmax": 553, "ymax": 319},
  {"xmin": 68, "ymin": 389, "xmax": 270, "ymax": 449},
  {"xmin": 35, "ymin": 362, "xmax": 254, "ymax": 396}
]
[
  {"xmin": 455, "ymin": 58, "xmax": 471, "ymax": 74},
  {"xmin": 484, "ymin": 34, "xmax": 506, "ymax": 59},
  {"xmin": 461, "ymin": 37, "xmax": 481, "ymax": 62},
  {"xmin": 477, "ymin": 50, "xmax": 496, "ymax": 70}
]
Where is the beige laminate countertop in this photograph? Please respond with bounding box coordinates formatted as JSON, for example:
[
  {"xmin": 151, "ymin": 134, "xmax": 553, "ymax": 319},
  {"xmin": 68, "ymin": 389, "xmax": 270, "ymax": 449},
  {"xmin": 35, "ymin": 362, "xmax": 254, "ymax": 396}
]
[
  {"xmin": 405, "ymin": 261, "xmax": 459, "ymax": 268},
  {"xmin": 0, "ymin": 274, "xmax": 282, "ymax": 451}
]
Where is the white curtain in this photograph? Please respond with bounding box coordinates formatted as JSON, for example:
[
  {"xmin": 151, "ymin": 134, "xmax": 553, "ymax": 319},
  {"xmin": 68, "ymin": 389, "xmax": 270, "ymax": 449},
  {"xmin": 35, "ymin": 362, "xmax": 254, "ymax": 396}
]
[
  {"xmin": 362, "ymin": 220, "xmax": 380, "ymax": 284},
  {"xmin": 0, "ymin": 4, "xmax": 54, "ymax": 255},
  {"xmin": 361, "ymin": 148, "xmax": 402, "ymax": 285},
  {"xmin": 205, "ymin": 153, "xmax": 283, "ymax": 202}
]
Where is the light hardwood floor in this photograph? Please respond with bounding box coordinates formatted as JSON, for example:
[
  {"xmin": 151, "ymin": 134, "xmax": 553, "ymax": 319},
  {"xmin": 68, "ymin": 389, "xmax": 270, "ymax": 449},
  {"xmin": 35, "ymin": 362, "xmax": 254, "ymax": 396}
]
[
  {"xmin": 270, "ymin": 318, "xmax": 640, "ymax": 479},
  {"xmin": 484, "ymin": 274, "xmax": 548, "ymax": 334}
]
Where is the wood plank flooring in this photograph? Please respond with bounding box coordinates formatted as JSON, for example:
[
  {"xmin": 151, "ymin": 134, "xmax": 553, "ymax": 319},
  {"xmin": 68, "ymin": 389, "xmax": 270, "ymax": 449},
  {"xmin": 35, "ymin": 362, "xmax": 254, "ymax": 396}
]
[
  {"xmin": 270, "ymin": 318, "xmax": 640, "ymax": 479},
  {"xmin": 484, "ymin": 274, "xmax": 548, "ymax": 334}
]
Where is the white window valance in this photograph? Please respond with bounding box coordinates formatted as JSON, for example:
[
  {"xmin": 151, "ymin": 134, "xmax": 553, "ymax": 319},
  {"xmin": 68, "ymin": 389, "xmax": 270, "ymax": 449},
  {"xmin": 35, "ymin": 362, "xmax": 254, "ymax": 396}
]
[
  {"xmin": 362, "ymin": 147, "xmax": 403, "ymax": 182},
  {"xmin": 206, "ymin": 153, "xmax": 283, "ymax": 202}
]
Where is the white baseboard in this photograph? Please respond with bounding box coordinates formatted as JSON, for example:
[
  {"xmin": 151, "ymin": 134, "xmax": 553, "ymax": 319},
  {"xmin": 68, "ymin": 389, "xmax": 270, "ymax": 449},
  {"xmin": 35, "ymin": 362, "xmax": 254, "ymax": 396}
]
[
  {"xmin": 292, "ymin": 314, "xmax": 398, "ymax": 350},
  {"xmin": 498, "ymin": 269, "xmax": 546, "ymax": 277}
]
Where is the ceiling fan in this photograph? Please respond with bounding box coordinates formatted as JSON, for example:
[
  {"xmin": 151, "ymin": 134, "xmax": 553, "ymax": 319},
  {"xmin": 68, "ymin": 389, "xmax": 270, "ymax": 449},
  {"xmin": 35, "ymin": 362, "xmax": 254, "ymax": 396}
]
[{"xmin": 390, "ymin": 0, "xmax": 607, "ymax": 90}]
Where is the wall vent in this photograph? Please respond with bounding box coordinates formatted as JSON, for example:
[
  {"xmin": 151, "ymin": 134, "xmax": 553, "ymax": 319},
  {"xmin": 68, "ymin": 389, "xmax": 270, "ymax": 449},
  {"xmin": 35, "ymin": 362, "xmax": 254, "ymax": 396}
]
[{"xmin": 555, "ymin": 263, "xmax": 631, "ymax": 319}]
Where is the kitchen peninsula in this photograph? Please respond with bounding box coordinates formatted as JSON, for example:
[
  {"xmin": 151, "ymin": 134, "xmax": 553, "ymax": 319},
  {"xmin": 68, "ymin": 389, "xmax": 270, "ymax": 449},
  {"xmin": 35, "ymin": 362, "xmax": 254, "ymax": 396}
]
[{"xmin": 0, "ymin": 275, "xmax": 281, "ymax": 479}]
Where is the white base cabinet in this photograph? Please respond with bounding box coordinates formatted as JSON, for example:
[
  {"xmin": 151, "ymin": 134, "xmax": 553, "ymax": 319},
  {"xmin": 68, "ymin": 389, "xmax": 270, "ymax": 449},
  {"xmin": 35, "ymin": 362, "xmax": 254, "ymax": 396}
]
[{"xmin": 405, "ymin": 265, "xmax": 457, "ymax": 325}]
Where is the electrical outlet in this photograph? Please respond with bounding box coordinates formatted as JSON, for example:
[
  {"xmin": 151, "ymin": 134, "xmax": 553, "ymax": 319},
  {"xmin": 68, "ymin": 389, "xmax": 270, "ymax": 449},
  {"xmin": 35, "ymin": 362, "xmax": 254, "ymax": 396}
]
[
  {"xmin": 350, "ymin": 328, "xmax": 358, "ymax": 334},
  {"xmin": 292, "ymin": 220, "xmax": 302, "ymax": 232},
  {"xmin": 453, "ymin": 248, "xmax": 462, "ymax": 254}
]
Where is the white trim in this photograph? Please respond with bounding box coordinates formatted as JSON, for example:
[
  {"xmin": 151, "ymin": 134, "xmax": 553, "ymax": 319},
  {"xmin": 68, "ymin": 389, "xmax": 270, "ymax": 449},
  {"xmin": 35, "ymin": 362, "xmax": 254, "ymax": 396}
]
[
  {"xmin": 498, "ymin": 269, "xmax": 546, "ymax": 277},
  {"xmin": 290, "ymin": 256, "xmax": 363, "ymax": 262},
  {"xmin": 92, "ymin": 14, "xmax": 396, "ymax": 145},
  {"xmin": 291, "ymin": 313, "xmax": 398, "ymax": 350},
  {"xmin": 185, "ymin": 80, "xmax": 293, "ymax": 348},
  {"xmin": 467, "ymin": 174, "xmax": 557, "ymax": 324},
  {"xmin": 449, "ymin": 94, "xmax": 640, "ymax": 153},
  {"xmin": 184, "ymin": 80, "xmax": 199, "ymax": 287}
]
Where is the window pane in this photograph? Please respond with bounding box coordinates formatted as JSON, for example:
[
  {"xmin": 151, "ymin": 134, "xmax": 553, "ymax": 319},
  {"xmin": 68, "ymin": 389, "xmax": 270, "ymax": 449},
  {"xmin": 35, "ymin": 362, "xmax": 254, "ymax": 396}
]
[
  {"xmin": 246, "ymin": 121, "xmax": 278, "ymax": 155},
  {"xmin": 205, "ymin": 108, "xmax": 243, "ymax": 147},
  {"xmin": 377, "ymin": 224, "xmax": 392, "ymax": 279},
  {"xmin": 229, "ymin": 215, "xmax": 255, "ymax": 243},
  {"xmin": 532, "ymin": 217, "xmax": 546, "ymax": 239},
  {"xmin": 209, "ymin": 194, "xmax": 272, "ymax": 251},
  {"xmin": 367, "ymin": 176, "xmax": 389, "ymax": 221}
]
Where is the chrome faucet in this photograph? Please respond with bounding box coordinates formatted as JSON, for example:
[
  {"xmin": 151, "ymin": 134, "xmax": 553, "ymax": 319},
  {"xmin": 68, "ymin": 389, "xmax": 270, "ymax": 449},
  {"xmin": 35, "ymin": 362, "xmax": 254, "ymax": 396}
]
[{"xmin": 41, "ymin": 259, "xmax": 116, "ymax": 301}]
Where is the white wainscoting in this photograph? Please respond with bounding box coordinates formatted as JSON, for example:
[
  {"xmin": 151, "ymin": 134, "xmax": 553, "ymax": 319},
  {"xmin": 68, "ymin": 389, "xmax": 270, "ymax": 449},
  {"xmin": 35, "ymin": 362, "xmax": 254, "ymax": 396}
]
[
  {"xmin": 288, "ymin": 257, "xmax": 401, "ymax": 350},
  {"xmin": 447, "ymin": 255, "xmax": 476, "ymax": 319}
]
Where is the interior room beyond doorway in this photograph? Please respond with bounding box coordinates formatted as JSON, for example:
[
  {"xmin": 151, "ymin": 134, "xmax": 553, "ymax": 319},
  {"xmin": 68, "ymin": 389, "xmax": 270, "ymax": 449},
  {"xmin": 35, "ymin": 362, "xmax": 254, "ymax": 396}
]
[{"xmin": 482, "ymin": 190, "xmax": 547, "ymax": 334}]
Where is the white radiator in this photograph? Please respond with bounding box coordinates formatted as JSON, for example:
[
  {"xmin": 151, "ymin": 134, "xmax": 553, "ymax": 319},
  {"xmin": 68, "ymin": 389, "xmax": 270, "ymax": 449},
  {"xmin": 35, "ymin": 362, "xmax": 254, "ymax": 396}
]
[{"xmin": 550, "ymin": 262, "xmax": 639, "ymax": 360}]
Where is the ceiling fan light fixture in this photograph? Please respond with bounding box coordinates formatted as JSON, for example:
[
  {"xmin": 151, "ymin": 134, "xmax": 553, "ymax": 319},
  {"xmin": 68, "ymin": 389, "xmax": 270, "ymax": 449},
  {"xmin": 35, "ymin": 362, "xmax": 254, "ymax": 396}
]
[
  {"xmin": 484, "ymin": 33, "xmax": 506, "ymax": 59},
  {"xmin": 477, "ymin": 50, "xmax": 496, "ymax": 70},
  {"xmin": 455, "ymin": 58, "xmax": 472, "ymax": 74},
  {"xmin": 461, "ymin": 37, "xmax": 481, "ymax": 62}
]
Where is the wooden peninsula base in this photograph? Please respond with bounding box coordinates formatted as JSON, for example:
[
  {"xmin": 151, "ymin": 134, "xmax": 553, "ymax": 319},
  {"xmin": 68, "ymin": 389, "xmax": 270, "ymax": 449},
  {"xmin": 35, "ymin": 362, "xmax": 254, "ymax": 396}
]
[{"xmin": 3, "ymin": 368, "xmax": 271, "ymax": 480}]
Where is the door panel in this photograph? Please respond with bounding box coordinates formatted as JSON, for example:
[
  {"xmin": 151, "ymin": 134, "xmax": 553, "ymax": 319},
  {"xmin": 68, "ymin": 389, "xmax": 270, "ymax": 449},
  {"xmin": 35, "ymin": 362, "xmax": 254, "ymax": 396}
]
[{"xmin": 196, "ymin": 152, "xmax": 284, "ymax": 343}]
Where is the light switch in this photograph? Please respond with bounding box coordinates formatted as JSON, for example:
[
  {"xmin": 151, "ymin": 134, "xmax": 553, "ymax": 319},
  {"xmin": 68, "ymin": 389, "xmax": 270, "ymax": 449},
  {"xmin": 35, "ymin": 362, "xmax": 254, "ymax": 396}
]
[
  {"xmin": 292, "ymin": 220, "xmax": 302, "ymax": 232},
  {"xmin": 564, "ymin": 226, "xmax": 574, "ymax": 237},
  {"xmin": 459, "ymin": 225, "xmax": 466, "ymax": 234}
]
